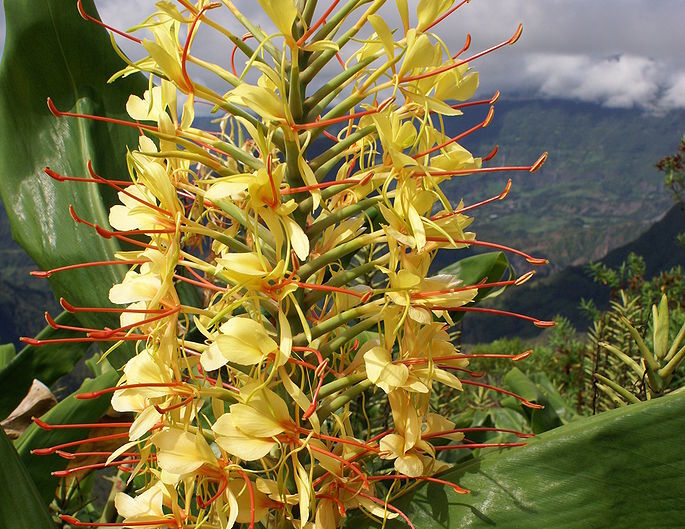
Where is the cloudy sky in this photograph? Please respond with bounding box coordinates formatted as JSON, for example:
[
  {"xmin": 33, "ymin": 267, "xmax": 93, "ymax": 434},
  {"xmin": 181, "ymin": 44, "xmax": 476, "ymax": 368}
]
[{"xmin": 1, "ymin": 0, "xmax": 684, "ymax": 110}]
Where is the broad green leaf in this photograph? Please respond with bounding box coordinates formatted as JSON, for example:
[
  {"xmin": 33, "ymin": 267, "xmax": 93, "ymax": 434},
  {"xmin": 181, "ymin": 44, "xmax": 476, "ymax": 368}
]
[
  {"xmin": 15, "ymin": 370, "xmax": 119, "ymax": 505},
  {"xmin": 0, "ymin": 343, "xmax": 14, "ymax": 371},
  {"xmin": 350, "ymin": 393, "xmax": 685, "ymax": 528},
  {"xmin": 0, "ymin": 312, "xmax": 92, "ymax": 419},
  {"xmin": 0, "ymin": 428, "xmax": 55, "ymax": 528},
  {"xmin": 439, "ymin": 252, "xmax": 509, "ymax": 304},
  {"xmin": 502, "ymin": 367, "xmax": 564, "ymax": 433},
  {"xmin": 0, "ymin": 0, "xmax": 147, "ymax": 367}
]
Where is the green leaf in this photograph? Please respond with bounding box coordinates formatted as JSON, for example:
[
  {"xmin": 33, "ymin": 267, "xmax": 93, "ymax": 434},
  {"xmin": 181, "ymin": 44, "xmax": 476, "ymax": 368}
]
[
  {"xmin": 0, "ymin": 312, "xmax": 93, "ymax": 419},
  {"xmin": 0, "ymin": 428, "xmax": 56, "ymax": 528},
  {"xmin": 350, "ymin": 393, "xmax": 685, "ymax": 529},
  {"xmin": 439, "ymin": 252, "xmax": 509, "ymax": 304},
  {"xmin": 0, "ymin": 343, "xmax": 15, "ymax": 371},
  {"xmin": 15, "ymin": 369, "xmax": 119, "ymax": 505},
  {"xmin": 0, "ymin": 0, "xmax": 147, "ymax": 367},
  {"xmin": 502, "ymin": 367, "xmax": 564, "ymax": 433}
]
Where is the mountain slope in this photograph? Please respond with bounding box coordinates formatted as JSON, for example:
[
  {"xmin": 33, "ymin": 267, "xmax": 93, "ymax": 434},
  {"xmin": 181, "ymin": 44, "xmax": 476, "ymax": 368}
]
[{"xmin": 461, "ymin": 204, "xmax": 685, "ymax": 344}]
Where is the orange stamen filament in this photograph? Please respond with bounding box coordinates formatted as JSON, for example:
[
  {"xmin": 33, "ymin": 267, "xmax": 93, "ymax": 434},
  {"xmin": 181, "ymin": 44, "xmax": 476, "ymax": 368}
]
[
  {"xmin": 32, "ymin": 418, "xmax": 132, "ymax": 430},
  {"xmin": 401, "ymin": 24, "xmax": 523, "ymax": 83},
  {"xmin": 76, "ymin": 0, "xmax": 141, "ymax": 43},
  {"xmin": 460, "ymin": 379, "xmax": 544, "ymax": 409},
  {"xmin": 425, "ymin": 236, "xmax": 547, "ymax": 265},
  {"xmin": 30, "ymin": 259, "xmax": 147, "ymax": 278},
  {"xmin": 297, "ymin": 0, "xmax": 342, "ymax": 46},
  {"xmin": 434, "ymin": 442, "xmax": 527, "ymax": 451},
  {"xmin": 430, "ymin": 178, "xmax": 510, "ymax": 221},
  {"xmin": 422, "ymin": 0, "xmax": 470, "ymax": 32},
  {"xmin": 369, "ymin": 474, "xmax": 469, "ymax": 494},
  {"xmin": 413, "ymin": 106, "xmax": 493, "ymax": 159},
  {"xmin": 32, "ymin": 432, "xmax": 131, "ymax": 455},
  {"xmin": 293, "ymin": 97, "xmax": 393, "ymax": 131},
  {"xmin": 76, "ymin": 382, "xmax": 184, "ymax": 400},
  {"xmin": 59, "ymin": 515, "xmax": 177, "ymax": 528}
]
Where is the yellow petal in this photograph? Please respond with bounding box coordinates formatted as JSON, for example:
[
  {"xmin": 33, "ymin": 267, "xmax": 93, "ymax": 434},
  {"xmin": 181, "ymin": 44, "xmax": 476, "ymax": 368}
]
[{"xmin": 213, "ymin": 414, "xmax": 275, "ymax": 460}]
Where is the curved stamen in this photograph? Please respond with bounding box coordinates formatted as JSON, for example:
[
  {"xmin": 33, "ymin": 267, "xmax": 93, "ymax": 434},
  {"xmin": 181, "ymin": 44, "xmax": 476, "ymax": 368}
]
[{"xmin": 460, "ymin": 379, "xmax": 544, "ymax": 408}]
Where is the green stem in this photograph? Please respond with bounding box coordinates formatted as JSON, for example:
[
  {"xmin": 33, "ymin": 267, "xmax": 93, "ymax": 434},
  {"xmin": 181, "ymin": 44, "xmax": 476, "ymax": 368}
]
[
  {"xmin": 316, "ymin": 380, "xmax": 373, "ymax": 420},
  {"xmin": 297, "ymin": 232, "xmax": 384, "ymax": 281},
  {"xmin": 303, "ymin": 256, "xmax": 387, "ymax": 306},
  {"xmin": 318, "ymin": 372, "xmax": 367, "ymax": 400},
  {"xmin": 306, "ymin": 196, "xmax": 382, "ymax": 238},
  {"xmin": 300, "ymin": 0, "xmax": 380, "ymax": 84},
  {"xmin": 294, "ymin": 303, "xmax": 378, "ymax": 345},
  {"xmin": 319, "ymin": 316, "xmax": 379, "ymax": 356},
  {"xmin": 310, "ymin": 125, "xmax": 377, "ymax": 175},
  {"xmin": 303, "ymin": 55, "xmax": 379, "ymax": 117}
]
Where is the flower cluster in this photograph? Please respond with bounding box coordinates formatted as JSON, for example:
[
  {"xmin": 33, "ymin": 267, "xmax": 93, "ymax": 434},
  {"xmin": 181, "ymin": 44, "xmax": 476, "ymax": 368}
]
[{"xmin": 28, "ymin": 1, "xmax": 549, "ymax": 527}]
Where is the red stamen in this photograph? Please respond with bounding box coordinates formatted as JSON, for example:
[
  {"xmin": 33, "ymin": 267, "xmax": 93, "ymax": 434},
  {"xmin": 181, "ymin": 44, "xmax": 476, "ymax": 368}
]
[
  {"xmin": 69, "ymin": 205, "xmax": 174, "ymax": 237},
  {"xmin": 230, "ymin": 33, "xmax": 253, "ymax": 77},
  {"xmin": 20, "ymin": 334, "xmax": 149, "ymax": 346},
  {"xmin": 434, "ymin": 442, "xmax": 527, "ymax": 451},
  {"xmin": 32, "ymin": 432, "xmax": 130, "ymax": 455},
  {"xmin": 196, "ymin": 477, "xmax": 228, "ymax": 509},
  {"xmin": 154, "ymin": 394, "xmax": 194, "ymax": 414},
  {"xmin": 430, "ymin": 178, "xmax": 510, "ymax": 221},
  {"xmin": 44, "ymin": 311, "xmax": 102, "ymax": 333},
  {"xmin": 174, "ymin": 273, "xmax": 227, "ymax": 292},
  {"xmin": 60, "ymin": 297, "xmax": 169, "ymax": 314},
  {"xmin": 44, "ymin": 167, "xmax": 131, "ymax": 186},
  {"xmin": 76, "ymin": 0, "xmax": 141, "ymax": 43},
  {"xmin": 32, "ymin": 418, "xmax": 132, "ymax": 430},
  {"xmin": 410, "ymin": 277, "xmax": 521, "ymax": 299},
  {"xmin": 417, "ymin": 157, "xmax": 545, "ymax": 178},
  {"xmin": 280, "ymin": 177, "xmax": 363, "ymax": 194},
  {"xmin": 55, "ymin": 450, "xmax": 142, "ymax": 460},
  {"xmin": 481, "ymin": 144, "xmax": 499, "ymax": 162},
  {"xmin": 460, "ymin": 379, "xmax": 544, "ymax": 409},
  {"xmin": 292, "ymin": 97, "xmax": 393, "ymax": 131},
  {"xmin": 52, "ymin": 458, "xmax": 141, "ymax": 477},
  {"xmin": 422, "ymin": 0, "xmax": 470, "ymax": 32},
  {"xmin": 425, "ymin": 236, "xmax": 547, "ymax": 265},
  {"xmin": 87, "ymin": 161, "xmax": 174, "ymax": 217},
  {"xmin": 413, "ymin": 106, "xmax": 494, "ymax": 159},
  {"xmin": 437, "ymin": 306, "xmax": 555, "ymax": 329},
  {"xmin": 401, "ymin": 24, "xmax": 523, "ymax": 83},
  {"xmin": 423, "ymin": 427, "xmax": 533, "ymax": 440},
  {"xmin": 89, "ymin": 306, "xmax": 180, "ymax": 339},
  {"xmin": 451, "ymin": 90, "xmax": 501, "ymax": 111},
  {"xmin": 315, "ymin": 494, "xmax": 347, "ymax": 516},
  {"xmin": 59, "ymin": 515, "xmax": 178, "ymax": 528},
  {"xmin": 322, "ymin": 130, "xmax": 340, "ymax": 142},
  {"xmin": 237, "ymin": 469, "xmax": 255, "ymax": 529},
  {"xmin": 30, "ymin": 259, "xmax": 147, "ymax": 278},
  {"xmin": 307, "ymin": 443, "xmax": 369, "ymax": 489},
  {"xmin": 76, "ymin": 382, "xmax": 183, "ymax": 400},
  {"xmin": 369, "ymin": 474, "xmax": 469, "ymax": 494},
  {"xmin": 181, "ymin": 3, "xmax": 221, "ymax": 93},
  {"xmin": 297, "ymin": 0, "xmax": 342, "ymax": 46},
  {"xmin": 302, "ymin": 359, "xmax": 329, "ymax": 420}
]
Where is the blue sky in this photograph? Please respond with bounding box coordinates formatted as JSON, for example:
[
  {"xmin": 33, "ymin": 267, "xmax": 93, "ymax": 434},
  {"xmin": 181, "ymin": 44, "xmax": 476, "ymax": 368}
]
[{"xmin": 1, "ymin": 0, "xmax": 684, "ymax": 110}]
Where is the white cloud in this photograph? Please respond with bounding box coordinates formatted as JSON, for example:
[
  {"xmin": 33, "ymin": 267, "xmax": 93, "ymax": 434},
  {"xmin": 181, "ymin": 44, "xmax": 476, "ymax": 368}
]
[{"xmin": 523, "ymin": 53, "xmax": 685, "ymax": 110}]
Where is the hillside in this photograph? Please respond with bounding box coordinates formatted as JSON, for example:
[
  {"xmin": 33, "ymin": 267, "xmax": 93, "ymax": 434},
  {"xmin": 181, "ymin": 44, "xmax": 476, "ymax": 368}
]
[
  {"xmin": 433, "ymin": 98, "xmax": 684, "ymax": 273},
  {"xmin": 461, "ymin": 204, "xmax": 685, "ymax": 344}
]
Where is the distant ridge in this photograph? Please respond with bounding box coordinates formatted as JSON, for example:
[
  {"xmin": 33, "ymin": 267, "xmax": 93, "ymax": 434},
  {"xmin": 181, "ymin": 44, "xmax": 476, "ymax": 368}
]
[{"xmin": 462, "ymin": 204, "xmax": 685, "ymax": 344}]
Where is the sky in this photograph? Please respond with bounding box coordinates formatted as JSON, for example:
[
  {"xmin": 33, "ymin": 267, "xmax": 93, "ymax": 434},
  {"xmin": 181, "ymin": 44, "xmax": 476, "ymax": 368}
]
[{"xmin": 1, "ymin": 0, "xmax": 684, "ymax": 111}]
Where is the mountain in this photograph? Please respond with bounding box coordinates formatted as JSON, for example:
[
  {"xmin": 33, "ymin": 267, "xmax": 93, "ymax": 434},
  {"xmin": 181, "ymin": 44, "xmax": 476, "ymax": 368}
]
[
  {"xmin": 460, "ymin": 204, "xmax": 685, "ymax": 344},
  {"xmin": 433, "ymin": 97, "xmax": 684, "ymax": 274}
]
